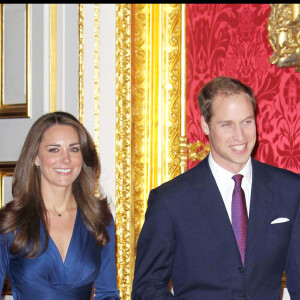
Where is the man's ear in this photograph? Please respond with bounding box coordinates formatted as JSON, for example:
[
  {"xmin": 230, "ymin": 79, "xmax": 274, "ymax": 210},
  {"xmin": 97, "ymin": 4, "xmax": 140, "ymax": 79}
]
[{"xmin": 201, "ymin": 115, "xmax": 210, "ymax": 135}]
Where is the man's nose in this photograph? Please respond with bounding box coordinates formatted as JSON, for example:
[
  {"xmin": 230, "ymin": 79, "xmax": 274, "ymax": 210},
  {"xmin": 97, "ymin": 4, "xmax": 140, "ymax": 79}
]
[{"xmin": 234, "ymin": 125, "xmax": 245, "ymax": 141}]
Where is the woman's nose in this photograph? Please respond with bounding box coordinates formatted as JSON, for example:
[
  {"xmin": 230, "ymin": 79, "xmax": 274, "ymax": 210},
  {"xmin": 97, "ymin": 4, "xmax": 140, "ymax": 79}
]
[{"xmin": 61, "ymin": 150, "xmax": 71, "ymax": 163}]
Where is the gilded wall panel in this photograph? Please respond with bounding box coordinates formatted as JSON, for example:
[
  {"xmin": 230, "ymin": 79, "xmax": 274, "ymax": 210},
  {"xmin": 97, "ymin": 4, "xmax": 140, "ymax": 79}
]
[
  {"xmin": 115, "ymin": 4, "xmax": 186, "ymax": 299},
  {"xmin": 115, "ymin": 4, "xmax": 133, "ymax": 300}
]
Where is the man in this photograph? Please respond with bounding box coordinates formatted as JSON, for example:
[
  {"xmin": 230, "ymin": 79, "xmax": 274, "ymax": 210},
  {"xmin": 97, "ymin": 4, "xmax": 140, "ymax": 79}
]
[{"xmin": 131, "ymin": 76, "xmax": 300, "ymax": 299}]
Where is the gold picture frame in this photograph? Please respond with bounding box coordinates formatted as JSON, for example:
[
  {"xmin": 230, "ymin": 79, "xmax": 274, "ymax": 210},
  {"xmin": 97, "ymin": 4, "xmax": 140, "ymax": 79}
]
[
  {"xmin": 0, "ymin": 161, "xmax": 15, "ymax": 207},
  {"xmin": 0, "ymin": 4, "xmax": 31, "ymax": 118}
]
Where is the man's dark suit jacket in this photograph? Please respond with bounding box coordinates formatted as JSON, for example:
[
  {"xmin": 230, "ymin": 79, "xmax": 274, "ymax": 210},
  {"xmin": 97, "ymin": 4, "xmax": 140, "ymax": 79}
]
[{"xmin": 132, "ymin": 156, "xmax": 300, "ymax": 300}]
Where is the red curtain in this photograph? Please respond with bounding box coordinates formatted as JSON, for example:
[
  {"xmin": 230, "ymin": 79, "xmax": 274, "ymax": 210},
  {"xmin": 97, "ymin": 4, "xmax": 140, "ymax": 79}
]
[{"xmin": 186, "ymin": 4, "xmax": 300, "ymax": 173}]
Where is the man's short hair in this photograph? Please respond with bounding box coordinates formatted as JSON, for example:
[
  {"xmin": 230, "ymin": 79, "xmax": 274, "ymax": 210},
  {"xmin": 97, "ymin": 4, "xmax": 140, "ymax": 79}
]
[{"xmin": 198, "ymin": 76, "xmax": 257, "ymax": 123}]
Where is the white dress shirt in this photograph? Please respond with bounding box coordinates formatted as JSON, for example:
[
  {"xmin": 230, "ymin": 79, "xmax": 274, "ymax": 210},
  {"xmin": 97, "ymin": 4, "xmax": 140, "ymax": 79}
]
[{"xmin": 208, "ymin": 153, "xmax": 252, "ymax": 223}]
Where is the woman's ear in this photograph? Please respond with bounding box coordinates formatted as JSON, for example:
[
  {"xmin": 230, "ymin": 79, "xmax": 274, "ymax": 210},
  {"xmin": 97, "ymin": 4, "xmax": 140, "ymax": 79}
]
[
  {"xmin": 34, "ymin": 156, "xmax": 40, "ymax": 167},
  {"xmin": 201, "ymin": 115, "xmax": 210, "ymax": 136}
]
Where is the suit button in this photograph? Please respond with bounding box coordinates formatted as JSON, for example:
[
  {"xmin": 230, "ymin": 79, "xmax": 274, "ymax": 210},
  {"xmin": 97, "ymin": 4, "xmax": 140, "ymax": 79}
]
[{"xmin": 238, "ymin": 267, "xmax": 243, "ymax": 273}]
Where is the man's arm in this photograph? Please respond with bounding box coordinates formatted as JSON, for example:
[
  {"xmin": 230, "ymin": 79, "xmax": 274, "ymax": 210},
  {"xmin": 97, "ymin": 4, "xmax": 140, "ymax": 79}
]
[
  {"xmin": 285, "ymin": 175, "xmax": 300, "ymax": 299},
  {"xmin": 132, "ymin": 189, "xmax": 178, "ymax": 300}
]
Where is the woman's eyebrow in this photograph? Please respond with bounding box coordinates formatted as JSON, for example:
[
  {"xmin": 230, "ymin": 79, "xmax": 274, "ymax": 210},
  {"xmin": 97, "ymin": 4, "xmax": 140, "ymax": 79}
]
[{"xmin": 45, "ymin": 142, "xmax": 80, "ymax": 147}]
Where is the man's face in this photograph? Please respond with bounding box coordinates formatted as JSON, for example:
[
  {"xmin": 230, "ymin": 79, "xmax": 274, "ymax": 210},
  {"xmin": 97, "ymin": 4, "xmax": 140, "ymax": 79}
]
[{"xmin": 201, "ymin": 93, "xmax": 257, "ymax": 174}]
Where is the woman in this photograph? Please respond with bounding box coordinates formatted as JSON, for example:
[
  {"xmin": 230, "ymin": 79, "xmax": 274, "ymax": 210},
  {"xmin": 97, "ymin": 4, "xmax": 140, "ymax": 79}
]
[{"xmin": 0, "ymin": 112, "xmax": 120, "ymax": 299}]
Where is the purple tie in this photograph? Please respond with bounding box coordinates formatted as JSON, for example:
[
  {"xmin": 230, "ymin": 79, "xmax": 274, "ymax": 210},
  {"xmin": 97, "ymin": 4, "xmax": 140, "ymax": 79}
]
[{"xmin": 232, "ymin": 174, "xmax": 248, "ymax": 266}]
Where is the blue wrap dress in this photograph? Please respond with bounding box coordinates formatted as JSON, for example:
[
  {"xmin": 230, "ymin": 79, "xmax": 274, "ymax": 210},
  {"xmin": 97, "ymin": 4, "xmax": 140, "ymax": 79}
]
[{"xmin": 0, "ymin": 210, "xmax": 120, "ymax": 300}]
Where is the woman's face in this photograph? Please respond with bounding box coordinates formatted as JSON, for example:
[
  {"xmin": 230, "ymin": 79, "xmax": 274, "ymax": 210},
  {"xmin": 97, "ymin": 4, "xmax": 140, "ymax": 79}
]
[{"xmin": 35, "ymin": 124, "xmax": 83, "ymax": 191}]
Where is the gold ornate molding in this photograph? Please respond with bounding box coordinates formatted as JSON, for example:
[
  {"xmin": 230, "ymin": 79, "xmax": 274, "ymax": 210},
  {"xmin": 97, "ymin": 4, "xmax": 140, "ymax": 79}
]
[
  {"xmin": 268, "ymin": 4, "xmax": 300, "ymax": 72},
  {"xmin": 133, "ymin": 4, "xmax": 151, "ymax": 269},
  {"xmin": 115, "ymin": 4, "xmax": 132, "ymax": 300},
  {"xmin": 115, "ymin": 4, "xmax": 186, "ymax": 299},
  {"xmin": 187, "ymin": 140, "xmax": 210, "ymax": 162},
  {"xmin": 94, "ymin": 4, "xmax": 100, "ymax": 155},
  {"xmin": 78, "ymin": 4, "xmax": 84, "ymax": 123},
  {"xmin": 180, "ymin": 4, "xmax": 187, "ymax": 174},
  {"xmin": 161, "ymin": 4, "xmax": 183, "ymax": 183},
  {"xmin": 94, "ymin": 4, "xmax": 100, "ymax": 196}
]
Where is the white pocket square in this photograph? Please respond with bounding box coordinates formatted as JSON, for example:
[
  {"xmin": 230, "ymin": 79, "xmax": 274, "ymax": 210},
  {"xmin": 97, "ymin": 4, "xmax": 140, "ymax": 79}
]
[{"xmin": 271, "ymin": 217, "xmax": 290, "ymax": 224}]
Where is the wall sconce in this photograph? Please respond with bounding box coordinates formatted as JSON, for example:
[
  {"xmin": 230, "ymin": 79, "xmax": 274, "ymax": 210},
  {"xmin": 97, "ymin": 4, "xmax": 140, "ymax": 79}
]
[{"xmin": 268, "ymin": 4, "xmax": 300, "ymax": 72}]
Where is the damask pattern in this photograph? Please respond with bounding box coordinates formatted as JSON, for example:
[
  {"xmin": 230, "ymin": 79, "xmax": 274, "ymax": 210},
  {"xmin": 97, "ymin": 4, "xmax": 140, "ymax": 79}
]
[{"xmin": 186, "ymin": 4, "xmax": 300, "ymax": 173}]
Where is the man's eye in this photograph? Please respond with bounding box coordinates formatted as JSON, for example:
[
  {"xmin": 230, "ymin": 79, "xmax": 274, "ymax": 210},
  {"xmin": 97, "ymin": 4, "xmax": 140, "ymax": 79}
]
[
  {"xmin": 245, "ymin": 119, "xmax": 253, "ymax": 125},
  {"xmin": 222, "ymin": 123, "xmax": 231, "ymax": 127}
]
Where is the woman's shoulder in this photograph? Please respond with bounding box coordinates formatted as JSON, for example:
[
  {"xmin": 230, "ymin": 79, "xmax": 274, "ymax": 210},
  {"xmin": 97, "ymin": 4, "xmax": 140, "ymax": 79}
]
[{"xmin": 0, "ymin": 231, "xmax": 14, "ymax": 249}]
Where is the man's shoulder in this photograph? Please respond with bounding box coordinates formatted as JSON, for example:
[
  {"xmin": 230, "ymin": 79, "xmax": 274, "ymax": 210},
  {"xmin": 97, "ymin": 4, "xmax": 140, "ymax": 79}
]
[
  {"xmin": 151, "ymin": 157, "xmax": 210, "ymax": 198},
  {"xmin": 252, "ymin": 158, "xmax": 300, "ymax": 183}
]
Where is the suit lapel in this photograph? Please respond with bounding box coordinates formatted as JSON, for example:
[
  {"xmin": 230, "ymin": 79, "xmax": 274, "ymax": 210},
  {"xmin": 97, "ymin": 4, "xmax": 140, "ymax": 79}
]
[
  {"xmin": 192, "ymin": 158, "xmax": 241, "ymax": 259},
  {"xmin": 244, "ymin": 158, "xmax": 273, "ymax": 265}
]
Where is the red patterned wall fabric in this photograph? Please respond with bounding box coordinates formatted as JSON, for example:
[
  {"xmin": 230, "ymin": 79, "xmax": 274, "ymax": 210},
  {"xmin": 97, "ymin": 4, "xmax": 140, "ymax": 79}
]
[{"xmin": 186, "ymin": 4, "xmax": 300, "ymax": 173}]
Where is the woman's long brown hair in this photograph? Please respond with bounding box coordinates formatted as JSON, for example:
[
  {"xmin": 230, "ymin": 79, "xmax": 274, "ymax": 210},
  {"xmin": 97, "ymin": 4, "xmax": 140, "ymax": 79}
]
[{"xmin": 0, "ymin": 111, "xmax": 112, "ymax": 257}]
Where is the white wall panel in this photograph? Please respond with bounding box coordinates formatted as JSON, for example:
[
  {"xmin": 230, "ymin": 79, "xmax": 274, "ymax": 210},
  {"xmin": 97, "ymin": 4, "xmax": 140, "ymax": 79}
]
[
  {"xmin": 99, "ymin": 4, "xmax": 116, "ymax": 216},
  {"xmin": 0, "ymin": 4, "xmax": 50, "ymax": 161},
  {"xmin": 80, "ymin": 4, "xmax": 116, "ymax": 216},
  {"xmin": 62, "ymin": 4, "xmax": 79, "ymax": 117}
]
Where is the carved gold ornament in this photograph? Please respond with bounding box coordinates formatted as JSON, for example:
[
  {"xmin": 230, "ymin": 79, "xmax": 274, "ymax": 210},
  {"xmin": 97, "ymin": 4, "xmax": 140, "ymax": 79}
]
[
  {"xmin": 268, "ymin": 4, "xmax": 300, "ymax": 72},
  {"xmin": 187, "ymin": 140, "xmax": 210, "ymax": 162}
]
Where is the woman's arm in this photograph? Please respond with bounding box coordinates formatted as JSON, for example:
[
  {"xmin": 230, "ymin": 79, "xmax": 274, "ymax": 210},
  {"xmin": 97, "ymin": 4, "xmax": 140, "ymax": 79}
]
[
  {"xmin": 93, "ymin": 220, "xmax": 120, "ymax": 300},
  {"xmin": 0, "ymin": 233, "xmax": 10, "ymax": 292}
]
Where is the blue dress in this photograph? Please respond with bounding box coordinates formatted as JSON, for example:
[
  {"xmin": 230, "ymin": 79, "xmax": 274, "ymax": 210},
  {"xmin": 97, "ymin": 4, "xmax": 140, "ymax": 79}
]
[{"xmin": 0, "ymin": 210, "xmax": 120, "ymax": 300}]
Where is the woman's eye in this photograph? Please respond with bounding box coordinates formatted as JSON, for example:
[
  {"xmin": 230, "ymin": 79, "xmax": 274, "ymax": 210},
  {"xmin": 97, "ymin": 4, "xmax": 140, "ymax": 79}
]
[
  {"xmin": 70, "ymin": 147, "xmax": 80, "ymax": 152},
  {"xmin": 48, "ymin": 148, "xmax": 59, "ymax": 153}
]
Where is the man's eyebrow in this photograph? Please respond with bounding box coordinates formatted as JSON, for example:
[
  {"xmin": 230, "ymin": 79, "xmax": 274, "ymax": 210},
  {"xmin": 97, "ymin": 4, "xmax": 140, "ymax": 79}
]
[
  {"xmin": 243, "ymin": 115, "xmax": 255, "ymax": 120},
  {"xmin": 217, "ymin": 120, "xmax": 231, "ymax": 124}
]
